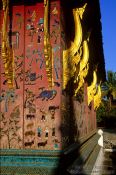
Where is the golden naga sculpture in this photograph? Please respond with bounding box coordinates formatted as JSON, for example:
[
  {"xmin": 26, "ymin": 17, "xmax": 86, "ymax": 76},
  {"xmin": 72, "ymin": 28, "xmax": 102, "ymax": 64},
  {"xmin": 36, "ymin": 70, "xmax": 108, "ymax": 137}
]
[
  {"xmin": 94, "ymin": 84, "xmax": 102, "ymax": 110},
  {"xmin": 44, "ymin": 0, "xmax": 53, "ymax": 88},
  {"xmin": 74, "ymin": 40, "xmax": 89, "ymax": 96},
  {"xmin": 63, "ymin": 4, "xmax": 87, "ymax": 89},
  {"xmin": 2, "ymin": 0, "xmax": 14, "ymax": 88},
  {"xmin": 87, "ymin": 71, "xmax": 97, "ymax": 106}
]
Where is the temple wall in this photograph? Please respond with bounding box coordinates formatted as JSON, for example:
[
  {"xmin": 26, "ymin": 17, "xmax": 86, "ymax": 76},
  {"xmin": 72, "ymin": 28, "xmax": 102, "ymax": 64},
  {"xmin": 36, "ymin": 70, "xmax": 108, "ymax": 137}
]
[
  {"xmin": 0, "ymin": 1, "xmax": 101, "ymax": 175},
  {"xmin": 0, "ymin": 0, "xmax": 96, "ymax": 151}
]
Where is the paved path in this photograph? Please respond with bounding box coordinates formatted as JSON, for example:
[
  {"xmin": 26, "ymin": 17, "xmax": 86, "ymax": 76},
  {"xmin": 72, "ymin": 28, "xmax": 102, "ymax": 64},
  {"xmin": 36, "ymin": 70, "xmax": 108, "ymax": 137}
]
[
  {"xmin": 101, "ymin": 129, "xmax": 116, "ymax": 175},
  {"xmin": 101, "ymin": 150, "xmax": 116, "ymax": 175},
  {"xmin": 103, "ymin": 129, "xmax": 116, "ymax": 149},
  {"xmin": 91, "ymin": 129, "xmax": 116, "ymax": 175}
]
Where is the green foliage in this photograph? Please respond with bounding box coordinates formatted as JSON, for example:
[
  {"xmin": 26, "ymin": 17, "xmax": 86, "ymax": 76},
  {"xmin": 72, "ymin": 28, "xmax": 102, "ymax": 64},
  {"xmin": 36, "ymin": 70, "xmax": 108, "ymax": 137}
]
[
  {"xmin": 109, "ymin": 107, "xmax": 116, "ymax": 117},
  {"xmin": 102, "ymin": 71, "xmax": 116, "ymax": 99},
  {"xmin": 96, "ymin": 103, "xmax": 106, "ymax": 122},
  {"xmin": 97, "ymin": 71, "xmax": 116, "ymax": 124},
  {"xmin": 96, "ymin": 102, "xmax": 116, "ymax": 124},
  {"xmin": 107, "ymin": 71, "xmax": 116, "ymax": 86}
]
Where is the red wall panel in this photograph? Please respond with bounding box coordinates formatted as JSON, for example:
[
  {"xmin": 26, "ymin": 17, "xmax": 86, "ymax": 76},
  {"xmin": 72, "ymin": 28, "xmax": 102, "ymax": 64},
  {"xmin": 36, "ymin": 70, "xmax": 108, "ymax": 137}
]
[{"xmin": 1, "ymin": 1, "xmax": 62, "ymax": 150}]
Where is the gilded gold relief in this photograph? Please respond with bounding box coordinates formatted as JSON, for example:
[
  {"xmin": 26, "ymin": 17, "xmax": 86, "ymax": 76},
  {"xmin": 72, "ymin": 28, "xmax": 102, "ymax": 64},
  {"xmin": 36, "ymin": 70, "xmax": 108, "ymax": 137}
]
[
  {"xmin": 74, "ymin": 40, "xmax": 89, "ymax": 96},
  {"xmin": 63, "ymin": 6, "xmax": 83, "ymax": 89},
  {"xmin": 94, "ymin": 84, "xmax": 102, "ymax": 110},
  {"xmin": 44, "ymin": 0, "xmax": 53, "ymax": 88},
  {"xmin": 87, "ymin": 71, "xmax": 97, "ymax": 106},
  {"xmin": 2, "ymin": 0, "xmax": 14, "ymax": 89},
  {"xmin": 63, "ymin": 4, "xmax": 89, "ymax": 94}
]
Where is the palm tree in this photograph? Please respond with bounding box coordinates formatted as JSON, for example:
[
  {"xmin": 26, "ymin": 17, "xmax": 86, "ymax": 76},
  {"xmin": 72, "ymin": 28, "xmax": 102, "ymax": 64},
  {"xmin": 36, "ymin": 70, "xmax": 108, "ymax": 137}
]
[
  {"xmin": 97, "ymin": 71, "xmax": 116, "ymax": 127},
  {"xmin": 101, "ymin": 71, "xmax": 116, "ymax": 109}
]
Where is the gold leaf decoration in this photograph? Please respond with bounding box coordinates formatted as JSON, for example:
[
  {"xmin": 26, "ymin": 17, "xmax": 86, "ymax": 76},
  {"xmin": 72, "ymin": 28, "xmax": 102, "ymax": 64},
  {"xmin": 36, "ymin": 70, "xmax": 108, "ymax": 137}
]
[
  {"xmin": 63, "ymin": 4, "xmax": 87, "ymax": 90},
  {"xmin": 2, "ymin": 0, "xmax": 14, "ymax": 89},
  {"xmin": 94, "ymin": 84, "xmax": 102, "ymax": 110},
  {"xmin": 44, "ymin": 0, "xmax": 53, "ymax": 88},
  {"xmin": 87, "ymin": 71, "xmax": 97, "ymax": 106},
  {"xmin": 74, "ymin": 40, "xmax": 89, "ymax": 96}
]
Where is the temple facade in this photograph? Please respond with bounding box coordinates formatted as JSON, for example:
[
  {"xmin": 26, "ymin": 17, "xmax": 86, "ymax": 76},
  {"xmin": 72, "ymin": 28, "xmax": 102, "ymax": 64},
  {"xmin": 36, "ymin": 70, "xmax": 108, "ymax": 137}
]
[{"xmin": 0, "ymin": 0, "xmax": 106, "ymax": 174}]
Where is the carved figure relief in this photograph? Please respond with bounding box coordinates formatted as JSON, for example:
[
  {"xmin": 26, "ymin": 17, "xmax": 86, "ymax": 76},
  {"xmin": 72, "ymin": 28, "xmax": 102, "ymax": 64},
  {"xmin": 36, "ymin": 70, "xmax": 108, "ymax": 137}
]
[
  {"xmin": 87, "ymin": 71, "xmax": 97, "ymax": 105},
  {"xmin": 63, "ymin": 4, "xmax": 89, "ymax": 98},
  {"xmin": 94, "ymin": 84, "xmax": 102, "ymax": 110}
]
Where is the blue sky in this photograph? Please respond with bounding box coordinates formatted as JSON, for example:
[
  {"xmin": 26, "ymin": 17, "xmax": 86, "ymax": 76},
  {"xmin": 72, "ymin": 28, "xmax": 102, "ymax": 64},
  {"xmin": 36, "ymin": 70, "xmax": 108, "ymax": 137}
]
[{"xmin": 100, "ymin": 0, "xmax": 116, "ymax": 72}]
